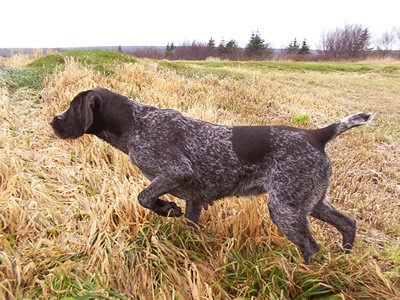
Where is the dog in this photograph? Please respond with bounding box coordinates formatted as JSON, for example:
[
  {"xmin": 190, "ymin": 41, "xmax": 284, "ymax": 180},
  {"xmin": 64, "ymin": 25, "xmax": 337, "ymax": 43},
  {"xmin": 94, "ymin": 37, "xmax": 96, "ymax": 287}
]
[{"xmin": 50, "ymin": 88, "xmax": 372, "ymax": 263}]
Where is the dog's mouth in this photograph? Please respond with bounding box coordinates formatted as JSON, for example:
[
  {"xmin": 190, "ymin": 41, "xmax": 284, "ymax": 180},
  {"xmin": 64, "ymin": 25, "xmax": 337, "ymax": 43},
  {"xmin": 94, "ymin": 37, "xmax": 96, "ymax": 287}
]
[
  {"xmin": 49, "ymin": 118, "xmax": 69, "ymax": 139},
  {"xmin": 52, "ymin": 127, "xmax": 68, "ymax": 139}
]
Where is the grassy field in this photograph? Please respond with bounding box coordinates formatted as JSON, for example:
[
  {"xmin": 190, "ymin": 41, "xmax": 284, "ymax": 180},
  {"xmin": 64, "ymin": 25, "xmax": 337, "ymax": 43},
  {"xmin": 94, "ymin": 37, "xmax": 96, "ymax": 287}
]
[{"xmin": 0, "ymin": 51, "xmax": 399, "ymax": 299}]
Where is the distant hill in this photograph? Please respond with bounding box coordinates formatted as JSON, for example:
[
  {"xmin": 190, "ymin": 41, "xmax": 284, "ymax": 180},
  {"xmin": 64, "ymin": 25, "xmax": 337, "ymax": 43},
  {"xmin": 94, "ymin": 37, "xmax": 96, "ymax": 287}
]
[
  {"xmin": 0, "ymin": 46, "xmax": 296, "ymax": 58},
  {"xmin": 0, "ymin": 46, "xmax": 166, "ymax": 57}
]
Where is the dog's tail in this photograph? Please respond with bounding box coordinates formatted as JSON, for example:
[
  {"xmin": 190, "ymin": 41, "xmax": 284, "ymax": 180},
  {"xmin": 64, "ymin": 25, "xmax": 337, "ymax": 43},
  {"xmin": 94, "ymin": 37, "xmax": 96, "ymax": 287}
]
[{"xmin": 312, "ymin": 112, "xmax": 373, "ymax": 148}]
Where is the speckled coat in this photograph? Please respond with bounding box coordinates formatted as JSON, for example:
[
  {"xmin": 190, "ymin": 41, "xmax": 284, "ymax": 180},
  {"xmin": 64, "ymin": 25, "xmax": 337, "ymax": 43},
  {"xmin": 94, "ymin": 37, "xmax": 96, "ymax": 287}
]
[{"xmin": 50, "ymin": 88, "xmax": 372, "ymax": 263}]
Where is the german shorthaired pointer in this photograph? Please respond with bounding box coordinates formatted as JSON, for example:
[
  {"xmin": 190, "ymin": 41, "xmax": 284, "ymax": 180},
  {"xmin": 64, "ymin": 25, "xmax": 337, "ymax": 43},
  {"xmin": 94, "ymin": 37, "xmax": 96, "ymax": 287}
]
[{"xmin": 50, "ymin": 88, "xmax": 372, "ymax": 263}]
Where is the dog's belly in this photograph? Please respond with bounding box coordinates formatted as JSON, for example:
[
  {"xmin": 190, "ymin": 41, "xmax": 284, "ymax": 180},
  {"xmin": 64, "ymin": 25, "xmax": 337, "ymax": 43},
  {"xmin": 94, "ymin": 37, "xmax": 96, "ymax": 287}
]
[
  {"xmin": 168, "ymin": 187, "xmax": 199, "ymax": 202},
  {"xmin": 168, "ymin": 168, "xmax": 269, "ymax": 204},
  {"xmin": 232, "ymin": 181, "xmax": 268, "ymax": 197}
]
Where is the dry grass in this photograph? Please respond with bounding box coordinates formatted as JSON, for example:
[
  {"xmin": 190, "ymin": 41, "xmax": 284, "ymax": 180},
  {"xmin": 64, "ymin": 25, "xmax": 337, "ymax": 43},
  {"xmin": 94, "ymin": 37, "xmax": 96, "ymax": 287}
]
[
  {"xmin": 0, "ymin": 50, "xmax": 43, "ymax": 68},
  {"xmin": 0, "ymin": 54, "xmax": 399, "ymax": 299}
]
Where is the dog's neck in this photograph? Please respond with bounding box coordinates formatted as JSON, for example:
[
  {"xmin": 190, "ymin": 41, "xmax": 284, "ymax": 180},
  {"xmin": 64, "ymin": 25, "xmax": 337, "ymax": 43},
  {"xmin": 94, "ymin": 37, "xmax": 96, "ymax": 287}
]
[
  {"xmin": 92, "ymin": 99, "xmax": 143, "ymax": 154},
  {"xmin": 95, "ymin": 130, "xmax": 130, "ymax": 154}
]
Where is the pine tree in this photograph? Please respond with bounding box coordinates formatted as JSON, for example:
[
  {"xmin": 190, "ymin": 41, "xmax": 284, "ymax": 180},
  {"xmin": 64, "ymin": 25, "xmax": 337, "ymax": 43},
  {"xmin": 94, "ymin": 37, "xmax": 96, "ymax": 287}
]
[
  {"xmin": 287, "ymin": 38, "xmax": 300, "ymax": 54},
  {"xmin": 165, "ymin": 42, "xmax": 176, "ymax": 58},
  {"xmin": 298, "ymin": 39, "xmax": 310, "ymax": 55},
  {"xmin": 360, "ymin": 28, "xmax": 372, "ymax": 52},
  {"xmin": 207, "ymin": 37, "xmax": 215, "ymax": 49},
  {"xmin": 245, "ymin": 31, "xmax": 271, "ymax": 58},
  {"xmin": 207, "ymin": 37, "xmax": 216, "ymax": 57},
  {"xmin": 217, "ymin": 39, "xmax": 227, "ymax": 57},
  {"xmin": 225, "ymin": 39, "xmax": 239, "ymax": 59},
  {"xmin": 165, "ymin": 43, "xmax": 170, "ymax": 58}
]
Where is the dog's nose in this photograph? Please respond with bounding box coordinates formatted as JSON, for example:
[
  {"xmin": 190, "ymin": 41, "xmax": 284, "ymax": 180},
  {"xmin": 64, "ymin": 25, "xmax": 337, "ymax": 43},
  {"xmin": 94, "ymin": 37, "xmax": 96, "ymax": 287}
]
[
  {"xmin": 50, "ymin": 115, "xmax": 62, "ymax": 123},
  {"xmin": 49, "ymin": 116, "xmax": 58, "ymax": 126}
]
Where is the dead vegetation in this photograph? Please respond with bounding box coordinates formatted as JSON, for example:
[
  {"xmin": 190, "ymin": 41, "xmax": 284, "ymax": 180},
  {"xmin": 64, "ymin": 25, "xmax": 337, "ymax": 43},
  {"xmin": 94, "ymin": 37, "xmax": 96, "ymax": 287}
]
[
  {"xmin": 0, "ymin": 49, "xmax": 43, "ymax": 68},
  {"xmin": 0, "ymin": 53, "xmax": 399, "ymax": 299}
]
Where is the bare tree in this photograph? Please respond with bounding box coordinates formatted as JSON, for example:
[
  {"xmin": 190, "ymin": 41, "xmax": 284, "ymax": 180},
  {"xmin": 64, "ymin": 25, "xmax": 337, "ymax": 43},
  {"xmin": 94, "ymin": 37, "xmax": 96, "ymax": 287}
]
[
  {"xmin": 396, "ymin": 27, "xmax": 400, "ymax": 47},
  {"xmin": 167, "ymin": 41, "xmax": 210, "ymax": 60},
  {"xmin": 320, "ymin": 24, "xmax": 371, "ymax": 60},
  {"xmin": 375, "ymin": 30, "xmax": 396, "ymax": 57},
  {"xmin": 131, "ymin": 47, "xmax": 164, "ymax": 59}
]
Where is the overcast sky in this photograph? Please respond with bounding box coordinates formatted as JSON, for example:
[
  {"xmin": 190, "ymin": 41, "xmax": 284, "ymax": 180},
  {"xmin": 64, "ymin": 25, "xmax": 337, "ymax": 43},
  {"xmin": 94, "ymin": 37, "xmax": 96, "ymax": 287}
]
[{"xmin": 1, "ymin": 0, "xmax": 399, "ymax": 49}]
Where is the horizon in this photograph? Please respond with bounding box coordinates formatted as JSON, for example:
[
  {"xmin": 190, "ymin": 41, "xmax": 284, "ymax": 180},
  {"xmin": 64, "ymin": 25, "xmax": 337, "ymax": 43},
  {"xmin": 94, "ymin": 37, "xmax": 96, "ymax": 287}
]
[{"xmin": 1, "ymin": 0, "xmax": 399, "ymax": 50}]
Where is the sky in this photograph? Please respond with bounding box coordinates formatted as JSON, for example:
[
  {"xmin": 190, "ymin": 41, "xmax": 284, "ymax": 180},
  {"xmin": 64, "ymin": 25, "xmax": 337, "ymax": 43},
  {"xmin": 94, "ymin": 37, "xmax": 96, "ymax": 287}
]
[{"xmin": 1, "ymin": 0, "xmax": 399, "ymax": 49}]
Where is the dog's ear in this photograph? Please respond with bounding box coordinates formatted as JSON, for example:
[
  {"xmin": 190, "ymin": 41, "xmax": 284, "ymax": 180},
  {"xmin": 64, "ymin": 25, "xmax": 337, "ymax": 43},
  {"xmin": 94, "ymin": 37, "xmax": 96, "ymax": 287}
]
[{"xmin": 78, "ymin": 91, "xmax": 98, "ymax": 132}]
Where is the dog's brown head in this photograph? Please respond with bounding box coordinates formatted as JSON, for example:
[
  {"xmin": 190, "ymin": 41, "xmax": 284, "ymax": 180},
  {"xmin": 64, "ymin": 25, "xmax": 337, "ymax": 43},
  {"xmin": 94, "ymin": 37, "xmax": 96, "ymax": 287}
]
[{"xmin": 50, "ymin": 88, "xmax": 135, "ymax": 139}]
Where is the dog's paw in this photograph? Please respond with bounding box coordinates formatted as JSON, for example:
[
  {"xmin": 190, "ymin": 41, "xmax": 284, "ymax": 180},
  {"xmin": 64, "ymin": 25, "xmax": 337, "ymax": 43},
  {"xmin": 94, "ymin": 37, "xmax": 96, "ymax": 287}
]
[
  {"xmin": 154, "ymin": 199, "xmax": 183, "ymax": 217},
  {"xmin": 165, "ymin": 202, "xmax": 183, "ymax": 217}
]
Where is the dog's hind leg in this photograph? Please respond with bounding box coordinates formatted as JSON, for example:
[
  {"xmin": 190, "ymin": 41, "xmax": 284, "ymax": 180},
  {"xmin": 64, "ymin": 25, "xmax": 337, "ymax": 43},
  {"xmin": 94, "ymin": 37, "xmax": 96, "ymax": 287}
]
[
  {"xmin": 184, "ymin": 201, "xmax": 203, "ymax": 227},
  {"xmin": 268, "ymin": 193, "xmax": 320, "ymax": 264},
  {"xmin": 311, "ymin": 197, "xmax": 356, "ymax": 252}
]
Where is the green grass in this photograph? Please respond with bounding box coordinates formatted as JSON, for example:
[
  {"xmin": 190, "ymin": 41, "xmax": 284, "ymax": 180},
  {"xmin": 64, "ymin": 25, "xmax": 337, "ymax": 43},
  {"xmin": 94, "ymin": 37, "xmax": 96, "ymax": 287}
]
[
  {"xmin": 292, "ymin": 114, "xmax": 311, "ymax": 124},
  {"xmin": 0, "ymin": 66, "xmax": 46, "ymax": 91},
  {"xmin": 31, "ymin": 270, "xmax": 126, "ymax": 299},
  {"xmin": 159, "ymin": 60, "xmax": 246, "ymax": 80},
  {"xmin": 0, "ymin": 50, "xmax": 137, "ymax": 92},
  {"xmin": 3, "ymin": 52, "xmax": 396, "ymax": 93},
  {"xmin": 373, "ymin": 244, "xmax": 400, "ymax": 280},
  {"xmin": 29, "ymin": 50, "xmax": 137, "ymax": 74},
  {"xmin": 218, "ymin": 243, "xmax": 339, "ymax": 299},
  {"xmin": 161, "ymin": 60, "xmax": 400, "ymax": 74},
  {"xmin": 382, "ymin": 65, "xmax": 400, "ymax": 73},
  {"xmin": 27, "ymin": 53, "xmax": 66, "ymax": 71}
]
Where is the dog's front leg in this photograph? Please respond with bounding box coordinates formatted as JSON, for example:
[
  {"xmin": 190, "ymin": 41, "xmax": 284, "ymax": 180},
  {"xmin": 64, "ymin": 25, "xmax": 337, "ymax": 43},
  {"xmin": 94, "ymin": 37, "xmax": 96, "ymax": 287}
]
[{"xmin": 137, "ymin": 171, "xmax": 191, "ymax": 217}]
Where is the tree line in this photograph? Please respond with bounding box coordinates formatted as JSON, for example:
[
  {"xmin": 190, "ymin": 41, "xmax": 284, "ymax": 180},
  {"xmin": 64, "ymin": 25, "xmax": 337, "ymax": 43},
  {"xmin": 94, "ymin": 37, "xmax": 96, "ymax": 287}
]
[{"xmin": 129, "ymin": 24, "xmax": 400, "ymax": 61}]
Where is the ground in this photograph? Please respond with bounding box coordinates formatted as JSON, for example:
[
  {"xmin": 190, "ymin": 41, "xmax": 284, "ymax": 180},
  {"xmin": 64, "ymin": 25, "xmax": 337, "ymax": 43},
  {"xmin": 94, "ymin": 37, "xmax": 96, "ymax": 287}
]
[{"xmin": 0, "ymin": 50, "xmax": 399, "ymax": 299}]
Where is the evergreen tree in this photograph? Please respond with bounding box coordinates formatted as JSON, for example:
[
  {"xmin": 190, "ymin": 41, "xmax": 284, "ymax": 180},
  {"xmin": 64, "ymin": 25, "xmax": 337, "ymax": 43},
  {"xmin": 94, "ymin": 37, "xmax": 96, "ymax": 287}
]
[
  {"xmin": 207, "ymin": 37, "xmax": 216, "ymax": 57},
  {"xmin": 351, "ymin": 27, "xmax": 372, "ymax": 57},
  {"xmin": 359, "ymin": 28, "xmax": 372, "ymax": 53},
  {"xmin": 207, "ymin": 37, "xmax": 215, "ymax": 49},
  {"xmin": 165, "ymin": 42, "xmax": 176, "ymax": 58},
  {"xmin": 190, "ymin": 40, "xmax": 200, "ymax": 60},
  {"xmin": 217, "ymin": 39, "xmax": 227, "ymax": 57},
  {"xmin": 165, "ymin": 43, "xmax": 170, "ymax": 58},
  {"xmin": 225, "ymin": 39, "xmax": 239, "ymax": 59},
  {"xmin": 287, "ymin": 38, "xmax": 300, "ymax": 54},
  {"xmin": 298, "ymin": 39, "xmax": 310, "ymax": 55},
  {"xmin": 245, "ymin": 31, "xmax": 271, "ymax": 58}
]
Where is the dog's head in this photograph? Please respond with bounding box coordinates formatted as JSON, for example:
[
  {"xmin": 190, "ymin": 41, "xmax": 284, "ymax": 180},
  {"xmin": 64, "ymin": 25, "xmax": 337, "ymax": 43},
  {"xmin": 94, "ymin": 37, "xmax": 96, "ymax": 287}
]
[{"xmin": 50, "ymin": 88, "xmax": 134, "ymax": 139}]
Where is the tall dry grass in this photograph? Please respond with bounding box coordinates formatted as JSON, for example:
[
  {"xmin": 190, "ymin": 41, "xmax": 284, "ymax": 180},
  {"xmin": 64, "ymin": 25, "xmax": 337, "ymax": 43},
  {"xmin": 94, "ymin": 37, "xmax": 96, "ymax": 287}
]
[
  {"xmin": 0, "ymin": 56, "xmax": 399, "ymax": 298},
  {"xmin": 0, "ymin": 49, "xmax": 43, "ymax": 68}
]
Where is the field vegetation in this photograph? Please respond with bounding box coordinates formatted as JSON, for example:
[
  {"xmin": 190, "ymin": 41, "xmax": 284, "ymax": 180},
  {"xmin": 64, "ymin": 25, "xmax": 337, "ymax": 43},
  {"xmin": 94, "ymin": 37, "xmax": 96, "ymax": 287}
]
[{"xmin": 0, "ymin": 50, "xmax": 399, "ymax": 299}]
